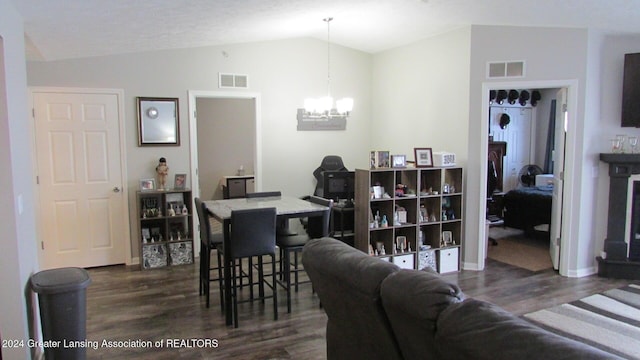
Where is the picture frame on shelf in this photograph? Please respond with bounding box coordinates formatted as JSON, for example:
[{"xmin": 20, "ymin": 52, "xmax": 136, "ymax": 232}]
[
  {"xmin": 442, "ymin": 230, "xmax": 454, "ymax": 246},
  {"xmin": 414, "ymin": 148, "xmax": 434, "ymax": 168},
  {"xmin": 396, "ymin": 236, "xmax": 407, "ymax": 253},
  {"xmin": 391, "ymin": 155, "xmax": 407, "ymax": 168},
  {"xmin": 140, "ymin": 178, "xmax": 156, "ymax": 191},
  {"xmin": 141, "ymin": 228, "xmax": 150, "ymax": 243},
  {"xmin": 370, "ymin": 151, "xmax": 391, "ymax": 168},
  {"xmin": 137, "ymin": 97, "xmax": 180, "ymax": 146},
  {"xmin": 174, "ymin": 173, "xmax": 187, "ymax": 190},
  {"xmin": 377, "ymin": 151, "xmax": 390, "ymax": 168}
]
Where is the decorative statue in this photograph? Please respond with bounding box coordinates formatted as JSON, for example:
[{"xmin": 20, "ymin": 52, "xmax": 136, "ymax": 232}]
[{"xmin": 156, "ymin": 157, "xmax": 169, "ymax": 190}]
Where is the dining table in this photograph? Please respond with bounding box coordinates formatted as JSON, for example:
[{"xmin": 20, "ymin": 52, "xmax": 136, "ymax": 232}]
[{"xmin": 203, "ymin": 195, "xmax": 331, "ymax": 325}]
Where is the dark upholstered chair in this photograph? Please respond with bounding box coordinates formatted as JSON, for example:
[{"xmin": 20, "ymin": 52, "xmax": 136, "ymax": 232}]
[
  {"xmin": 312, "ymin": 155, "xmax": 348, "ymax": 197},
  {"xmin": 246, "ymin": 191, "xmax": 297, "ymax": 236},
  {"xmin": 228, "ymin": 207, "xmax": 278, "ymax": 328},
  {"xmin": 303, "ymin": 237, "xmax": 403, "ymax": 360},
  {"xmin": 194, "ymin": 197, "xmax": 224, "ymax": 310},
  {"xmin": 276, "ymin": 196, "xmax": 332, "ymax": 313},
  {"xmin": 245, "ymin": 191, "xmax": 282, "ymax": 199}
]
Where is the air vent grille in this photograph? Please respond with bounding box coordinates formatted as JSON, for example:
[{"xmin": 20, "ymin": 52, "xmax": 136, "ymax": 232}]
[
  {"xmin": 219, "ymin": 73, "xmax": 249, "ymax": 89},
  {"xmin": 487, "ymin": 61, "xmax": 525, "ymax": 78}
]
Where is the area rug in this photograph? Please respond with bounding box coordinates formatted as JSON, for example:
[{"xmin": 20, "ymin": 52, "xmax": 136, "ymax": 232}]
[
  {"xmin": 487, "ymin": 236, "xmax": 552, "ymax": 271},
  {"xmin": 524, "ymin": 284, "xmax": 640, "ymax": 359}
]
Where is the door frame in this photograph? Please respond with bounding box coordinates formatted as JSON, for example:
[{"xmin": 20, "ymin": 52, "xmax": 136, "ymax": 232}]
[
  {"xmin": 477, "ymin": 79, "xmax": 578, "ymax": 277},
  {"xmin": 29, "ymin": 87, "xmax": 132, "ymax": 266},
  {"xmin": 187, "ymin": 90, "xmax": 262, "ymax": 255}
]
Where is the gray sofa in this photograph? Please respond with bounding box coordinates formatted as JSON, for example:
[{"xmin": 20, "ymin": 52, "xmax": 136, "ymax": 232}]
[{"xmin": 302, "ymin": 237, "xmax": 621, "ymax": 360}]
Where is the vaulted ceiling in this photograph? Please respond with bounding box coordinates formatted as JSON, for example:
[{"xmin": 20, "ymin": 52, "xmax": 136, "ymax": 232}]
[{"xmin": 11, "ymin": 0, "xmax": 640, "ymax": 61}]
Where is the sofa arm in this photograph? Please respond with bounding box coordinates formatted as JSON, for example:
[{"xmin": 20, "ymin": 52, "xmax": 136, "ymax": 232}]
[{"xmin": 435, "ymin": 298, "xmax": 623, "ymax": 360}]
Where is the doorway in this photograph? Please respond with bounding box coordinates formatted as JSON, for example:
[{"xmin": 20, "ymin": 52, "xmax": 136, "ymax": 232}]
[
  {"xmin": 485, "ymin": 87, "xmax": 560, "ymax": 272},
  {"xmin": 187, "ymin": 90, "xmax": 262, "ymax": 255},
  {"xmin": 478, "ymin": 80, "xmax": 577, "ymax": 276}
]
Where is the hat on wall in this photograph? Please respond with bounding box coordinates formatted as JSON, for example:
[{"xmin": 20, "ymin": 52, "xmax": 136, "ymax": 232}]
[
  {"xmin": 489, "ymin": 90, "xmax": 497, "ymax": 104},
  {"xmin": 518, "ymin": 90, "xmax": 530, "ymax": 106},
  {"xmin": 499, "ymin": 113, "xmax": 511, "ymax": 129},
  {"xmin": 508, "ymin": 90, "xmax": 519, "ymax": 105},
  {"xmin": 496, "ymin": 90, "xmax": 508, "ymax": 105},
  {"xmin": 531, "ymin": 90, "xmax": 542, "ymax": 106}
]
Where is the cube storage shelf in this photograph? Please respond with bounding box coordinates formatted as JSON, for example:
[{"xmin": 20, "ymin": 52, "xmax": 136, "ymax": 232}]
[
  {"xmin": 137, "ymin": 189, "xmax": 194, "ymax": 270},
  {"xmin": 355, "ymin": 167, "xmax": 463, "ymax": 273}
]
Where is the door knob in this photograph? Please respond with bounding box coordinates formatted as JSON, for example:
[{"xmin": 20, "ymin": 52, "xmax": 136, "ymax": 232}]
[{"xmin": 113, "ymin": 187, "xmax": 121, "ymax": 193}]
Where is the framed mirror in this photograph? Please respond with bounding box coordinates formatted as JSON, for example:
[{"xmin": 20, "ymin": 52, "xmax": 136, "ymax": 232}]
[{"xmin": 137, "ymin": 97, "xmax": 180, "ymax": 146}]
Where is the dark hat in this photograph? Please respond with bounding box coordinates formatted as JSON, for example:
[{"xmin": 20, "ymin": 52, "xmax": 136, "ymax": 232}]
[
  {"xmin": 499, "ymin": 113, "xmax": 510, "ymax": 129},
  {"xmin": 531, "ymin": 90, "xmax": 542, "ymax": 106},
  {"xmin": 159, "ymin": 157, "xmax": 166, "ymax": 163},
  {"xmin": 489, "ymin": 90, "xmax": 497, "ymax": 103},
  {"xmin": 508, "ymin": 90, "xmax": 519, "ymax": 105},
  {"xmin": 518, "ymin": 90, "xmax": 530, "ymax": 106},
  {"xmin": 496, "ymin": 90, "xmax": 508, "ymax": 105}
]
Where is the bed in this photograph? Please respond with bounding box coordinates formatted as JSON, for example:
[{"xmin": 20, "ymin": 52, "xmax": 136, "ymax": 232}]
[{"xmin": 503, "ymin": 185, "xmax": 553, "ymax": 234}]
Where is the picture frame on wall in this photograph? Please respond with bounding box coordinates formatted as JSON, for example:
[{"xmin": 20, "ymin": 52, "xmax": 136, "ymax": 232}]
[
  {"xmin": 414, "ymin": 148, "xmax": 434, "ymax": 168},
  {"xmin": 391, "ymin": 155, "xmax": 406, "ymax": 168},
  {"xmin": 140, "ymin": 178, "xmax": 156, "ymax": 191},
  {"xmin": 174, "ymin": 173, "xmax": 187, "ymax": 190},
  {"xmin": 137, "ymin": 97, "xmax": 180, "ymax": 146}
]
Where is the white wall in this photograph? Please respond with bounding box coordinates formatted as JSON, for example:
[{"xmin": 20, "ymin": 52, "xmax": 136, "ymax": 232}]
[
  {"xmin": 27, "ymin": 38, "xmax": 372, "ymax": 260},
  {"xmin": 595, "ymin": 34, "xmax": 640, "ymax": 263},
  {"xmin": 0, "ymin": 0, "xmax": 40, "ymax": 358},
  {"xmin": 372, "ymin": 28, "xmax": 471, "ymax": 163},
  {"xmin": 468, "ymin": 26, "xmax": 590, "ymax": 274}
]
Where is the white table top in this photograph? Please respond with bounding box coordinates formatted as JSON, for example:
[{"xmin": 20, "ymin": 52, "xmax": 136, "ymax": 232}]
[{"xmin": 203, "ymin": 196, "xmax": 329, "ymax": 221}]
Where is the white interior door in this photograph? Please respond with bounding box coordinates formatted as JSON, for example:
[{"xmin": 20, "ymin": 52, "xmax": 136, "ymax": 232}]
[
  {"xmin": 549, "ymin": 89, "xmax": 567, "ymax": 270},
  {"xmin": 34, "ymin": 90, "xmax": 127, "ymax": 269}
]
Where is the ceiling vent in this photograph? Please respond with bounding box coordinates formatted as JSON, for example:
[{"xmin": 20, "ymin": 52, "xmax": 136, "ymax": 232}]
[
  {"xmin": 219, "ymin": 73, "xmax": 249, "ymax": 89},
  {"xmin": 487, "ymin": 61, "xmax": 525, "ymax": 79}
]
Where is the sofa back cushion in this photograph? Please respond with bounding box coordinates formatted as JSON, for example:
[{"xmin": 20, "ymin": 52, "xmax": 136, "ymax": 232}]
[
  {"xmin": 380, "ymin": 268, "xmax": 465, "ymax": 359},
  {"xmin": 302, "ymin": 237, "xmax": 403, "ymax": 360},
  {"xmin": 435, "ymin": 298, "xmax": 622, "ymax": 360}
]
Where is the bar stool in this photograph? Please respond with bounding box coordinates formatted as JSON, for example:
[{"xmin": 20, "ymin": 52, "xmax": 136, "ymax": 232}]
[
  {"xmin": 277, "ymin": 196, "xmax": 332, "ymax": 313},
  {"xmin": 228, "ymin": 207, "xmax": 278, "ymax": 328},
  {"xmin": 195, "ymin": 198, "xmax": 225, "ymax": 310}
]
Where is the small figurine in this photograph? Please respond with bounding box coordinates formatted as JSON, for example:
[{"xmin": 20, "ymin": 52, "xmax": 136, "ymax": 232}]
[{"xmin": 156, "ymin": 157, "xmax": 169, "ymax": 190}]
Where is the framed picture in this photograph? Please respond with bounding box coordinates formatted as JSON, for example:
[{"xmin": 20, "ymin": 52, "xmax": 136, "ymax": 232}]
[
  {"xmin": 137, "ymin": 97, "xmax": 180, "ymax": 146},
  {"xmin": 442, "ymin": 230, "xmax": 454, "ymax": 246},
  {"xmin": 140, "ymin": 178, "xmax": 156, "ymax": 191},
  {"xmin": 378, "ymin": 151, "xmax": 390, "ymax": 168},
  {"xmin": 174, "ymin": 173, "xmax": 187, "ymax": 190},
  {"xmin": 414, "ymin": 148, "xmax": 434, "ymax": 168},
  {"xmin": 391, "ymin": 155, "xmax": 406, "ymax": 168},
  {"xmin": 396, "ymin": 236, "xmax": 407, "ymax": 253}
]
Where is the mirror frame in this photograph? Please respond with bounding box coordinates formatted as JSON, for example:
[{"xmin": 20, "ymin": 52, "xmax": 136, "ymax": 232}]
[{"xmin": 137, "ymin": 97, "xmax": 180, "ymax": 146}]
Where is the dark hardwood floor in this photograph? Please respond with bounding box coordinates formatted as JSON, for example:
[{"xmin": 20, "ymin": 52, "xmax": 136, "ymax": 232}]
[{"xmin": 84, "ymin": 256, "xmax": 629, "ymax": 359}]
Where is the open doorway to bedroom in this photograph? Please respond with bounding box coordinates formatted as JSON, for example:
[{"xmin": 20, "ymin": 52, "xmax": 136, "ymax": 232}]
[{"xmin": 485, "ymin": 87, "xmax": 564, "ymax": 272}]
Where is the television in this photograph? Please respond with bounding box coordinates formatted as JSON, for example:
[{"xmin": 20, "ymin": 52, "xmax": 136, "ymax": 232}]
[
  {"xmin": 622, "ymin": 52, "xmax": 640, "ymax": 127},
  {"xmin": 323, "ymin": 171, "xmax": 355, "ymax": 201}
]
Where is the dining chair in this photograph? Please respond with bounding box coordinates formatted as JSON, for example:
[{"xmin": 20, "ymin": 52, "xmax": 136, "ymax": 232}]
[
  {"xmin": 194, "ymin": 197, "xmax": 225, "ymax": 310},
  {"xmin": 277, "ymin": 196, "xmax": 332, "ymax": 313},
  {"xmin": 228, "ymin": 207, "xmax": 278, "ymax": 328},
  {"xmin": 246, "ymin": 191, "xmax": 298, "ymax": 236}
]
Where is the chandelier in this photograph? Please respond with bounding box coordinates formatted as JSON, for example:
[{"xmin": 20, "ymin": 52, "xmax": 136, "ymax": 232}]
[{"xmin": 302, "ymin": 17, "xmax": 354, "ymax": 119}]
